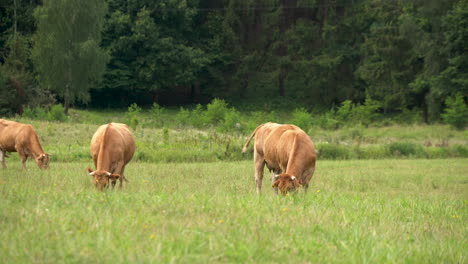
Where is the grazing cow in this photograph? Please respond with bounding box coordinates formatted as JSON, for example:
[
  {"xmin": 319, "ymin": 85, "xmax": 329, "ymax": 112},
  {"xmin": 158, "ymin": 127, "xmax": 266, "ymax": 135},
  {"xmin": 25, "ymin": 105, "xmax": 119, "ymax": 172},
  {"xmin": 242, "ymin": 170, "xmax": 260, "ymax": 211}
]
[
  {"xmin": 0, "ymin": 119, "xmax": 50, "ymax": 170},
  {"xmin": 242, "ymin": 122, "xmax": 316, "ymax": 195},
  {"xmin": 87, "ymin": 123, "xmax": 135, "ymax": 190}
]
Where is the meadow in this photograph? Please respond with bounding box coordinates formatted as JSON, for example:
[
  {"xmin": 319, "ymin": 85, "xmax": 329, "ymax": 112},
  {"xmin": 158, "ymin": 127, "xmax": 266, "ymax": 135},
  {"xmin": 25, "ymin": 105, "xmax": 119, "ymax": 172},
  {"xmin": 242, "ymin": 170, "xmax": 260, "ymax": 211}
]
[
  {"xmin": 1, "ymin": 110, "xmax": 467, "ymax": 263},
  {"xmin": 4, "ymin": 111, "xmax": 468, "ymax": 164},
  {"xmin": 0, "ymin": 159, "xmax": 466, "ymax": 263}
]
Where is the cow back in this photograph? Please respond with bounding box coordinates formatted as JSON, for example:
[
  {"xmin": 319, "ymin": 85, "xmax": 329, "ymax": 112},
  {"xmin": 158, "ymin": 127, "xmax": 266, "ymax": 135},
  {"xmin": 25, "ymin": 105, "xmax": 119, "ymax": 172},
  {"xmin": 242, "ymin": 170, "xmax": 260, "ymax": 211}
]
[
  {"xmin": 90, "ymin": 123, "xmax": 135, "ymax": 170},
  {"xmin": 261, "ymin": 124, "xmax": 315, "ymax": 175},
  {"xmin": 0, "ymin": 119, "xmax": 43, "ymax": 153}
]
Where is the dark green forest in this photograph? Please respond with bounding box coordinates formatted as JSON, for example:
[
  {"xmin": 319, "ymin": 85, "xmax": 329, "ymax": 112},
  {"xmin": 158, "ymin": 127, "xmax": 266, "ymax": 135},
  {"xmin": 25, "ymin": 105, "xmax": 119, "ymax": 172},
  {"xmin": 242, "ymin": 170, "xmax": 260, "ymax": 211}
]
[{"xmin": 0, "ymin": 0, "xmax": 467, "ymax": 123}]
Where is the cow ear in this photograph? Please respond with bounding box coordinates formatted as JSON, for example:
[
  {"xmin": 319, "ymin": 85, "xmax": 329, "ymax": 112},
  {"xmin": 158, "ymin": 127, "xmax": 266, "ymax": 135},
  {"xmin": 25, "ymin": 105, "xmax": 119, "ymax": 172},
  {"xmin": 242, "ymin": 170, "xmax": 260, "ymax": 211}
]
[
  {"xmin": 107, "ymin": 174, "xmax": 120, "ymax": 180},
  {"xmin": 87, "ymin": 167, "xmax": 94, "ymax": 176},
  {"xmin": 272, "ymin": 179, "xmax": 280, "ymax": 188}
]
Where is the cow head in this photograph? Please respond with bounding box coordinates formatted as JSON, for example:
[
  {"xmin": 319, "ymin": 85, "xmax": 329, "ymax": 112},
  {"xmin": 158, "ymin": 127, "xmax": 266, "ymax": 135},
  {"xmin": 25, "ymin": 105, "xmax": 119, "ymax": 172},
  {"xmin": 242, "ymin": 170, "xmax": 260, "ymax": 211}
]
[
  {"xmin": 272, "ymin": 174, "xmax": 301, "ymax": 195},
  {"xmin": 87, "ymin": 167, "xmax": 120, "ymax": 190},
  {"xmin": 35, "ymin": 153, "xmax": 51, "ymax": 169}
]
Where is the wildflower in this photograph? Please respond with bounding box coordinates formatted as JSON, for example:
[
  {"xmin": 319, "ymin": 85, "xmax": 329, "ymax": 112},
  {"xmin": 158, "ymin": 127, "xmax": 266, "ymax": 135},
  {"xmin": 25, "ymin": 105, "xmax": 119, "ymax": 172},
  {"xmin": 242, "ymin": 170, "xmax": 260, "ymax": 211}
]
[
  {"xmin": 316, "ymin": 190, "xmax": 321, "ymax": 193},
  {"xmin": 150, "ymin": 234, "xmax": 156, "ymax": 239},
  {"xmin": 218, "ymin": 219, "xmax": 224, "ymax": 224}
]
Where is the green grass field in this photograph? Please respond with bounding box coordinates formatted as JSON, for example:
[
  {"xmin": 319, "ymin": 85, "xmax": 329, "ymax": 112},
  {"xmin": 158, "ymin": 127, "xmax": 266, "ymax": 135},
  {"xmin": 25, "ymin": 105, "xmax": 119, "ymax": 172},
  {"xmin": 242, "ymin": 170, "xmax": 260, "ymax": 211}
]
[
  {"xmin": 1, "ymin": 159, "xmax": 466, "ymax": 263},
  {"xmin": 4, "ymin": 118, "xmax": 468, "ymax": 163}
]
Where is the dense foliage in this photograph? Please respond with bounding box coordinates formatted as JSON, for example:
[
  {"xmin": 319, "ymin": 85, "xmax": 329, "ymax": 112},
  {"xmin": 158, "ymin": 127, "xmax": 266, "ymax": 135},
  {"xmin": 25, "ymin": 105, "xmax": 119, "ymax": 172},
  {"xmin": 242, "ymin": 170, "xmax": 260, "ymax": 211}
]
[{"xmin": 0, "ymin": 0, "xmax": 467, "ymax": 125}]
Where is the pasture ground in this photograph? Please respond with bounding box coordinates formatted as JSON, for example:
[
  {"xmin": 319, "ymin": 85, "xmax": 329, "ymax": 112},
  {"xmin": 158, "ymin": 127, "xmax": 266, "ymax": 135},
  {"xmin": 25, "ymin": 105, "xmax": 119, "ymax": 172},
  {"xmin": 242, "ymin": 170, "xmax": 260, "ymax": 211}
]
[{"xmin": 0, "ymin": 159, "xmax": 466, "ymax": 263}]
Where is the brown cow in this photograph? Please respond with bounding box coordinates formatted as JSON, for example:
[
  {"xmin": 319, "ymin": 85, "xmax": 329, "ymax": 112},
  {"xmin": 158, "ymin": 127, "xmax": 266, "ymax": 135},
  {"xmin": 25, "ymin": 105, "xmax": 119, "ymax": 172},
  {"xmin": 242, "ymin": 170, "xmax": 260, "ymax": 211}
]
[
  {"xmin": 87, "ymin": 123, "xmax": 135, "ymax": 190},
  {"xmin": 242, "ymin": 122, "xmax": 316, "ymax": 195},
  {"xmin": 0, "ymin": 119, "xmax": 50, "ymax": 170}
]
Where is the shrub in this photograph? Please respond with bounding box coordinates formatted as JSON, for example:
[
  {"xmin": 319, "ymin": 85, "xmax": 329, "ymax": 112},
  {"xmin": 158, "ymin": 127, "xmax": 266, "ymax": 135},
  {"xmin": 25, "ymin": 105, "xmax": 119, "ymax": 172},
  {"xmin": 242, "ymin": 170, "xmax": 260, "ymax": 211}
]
[
  {"xmin": 316, "ymin": 111, "xmax": 340, "ymax": 130},
  {"xmin": 291, "ymin": 108, "xmax": 312, "ymax": 131},
  {"xmin": 396, "ymin": 108, "xmax": 421, "ymax": 125},
  {"xmin": 204, "ymin": 98, "xmax": 229, "ymax": 125},
  {"xmin": 175, "ymin": 107, "xmax": 191, "ymax": 127},
  {"xmin": 354, "ymin": 145, "xmax": 387, "ymax": 159},
  {"xmin": 190, "ymin": 104, "xmax": 206, "ymax": 128},
  {"xmin": 452, "ymin": 144, "xmax": 468, "ymax": 157},
  {"xmin": 352, "ymin": 96, "xmax": 381, "ymax": 126},
  {"xmin": 47, "ymin": 104, "xmax": 67, "ymax": 122},
  {"xmin": 22, "ymin": 106, "xmax": 37, "ymax": 119},
  {"xmin": 125, "ymin": 103, "xmax": 141, "ymax": 131},
  {"xmin": 316, "ymin": 143, "xmax": 354, "ymax": 160},
  {"xmin": 442, "ymin": 93, "xmax": 467, "ymax": 130},
  {"xmin": 218, "ymin": 109, "xmax": 242, "ymax": 133},
  {"xmin": 387, "ymin": 142, "xmax": 424, "ymax": 157},
  {"xmin": 149, "ymin": 103, "xmax": 165, "ymax": 127},
  {"xmin": 22, "ymin": 106, "xmax": 48, "ymax": 120},
  {"xmin": 425, "ymin": 147, "xmax": 449, "ymax": 159},
  {"xmin": 336, "ymin": 100, "xmax": 353, "ymax": 121}
]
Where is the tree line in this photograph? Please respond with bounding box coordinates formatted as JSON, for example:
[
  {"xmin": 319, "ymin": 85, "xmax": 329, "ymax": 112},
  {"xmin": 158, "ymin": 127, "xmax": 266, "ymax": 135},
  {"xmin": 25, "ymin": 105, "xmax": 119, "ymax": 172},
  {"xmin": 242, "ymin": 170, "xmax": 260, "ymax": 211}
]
[{"xmin": 0, "ymin": 0, "xmax": 467, "ymax": 123}]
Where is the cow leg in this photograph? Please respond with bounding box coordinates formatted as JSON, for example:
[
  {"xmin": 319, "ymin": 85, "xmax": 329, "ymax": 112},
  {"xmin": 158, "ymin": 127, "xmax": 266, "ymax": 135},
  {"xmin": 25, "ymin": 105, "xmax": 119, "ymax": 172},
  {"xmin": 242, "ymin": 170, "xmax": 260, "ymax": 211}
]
[
  {"xmin": 254, "ymin": 151, "xmax": 265, "ymax": 194},
  {"xmin": 271, "ymin": 172, "xmax": 279, "ymax": 195},
  {"xmin": 118, "ymin": 167, "xmax": 125, "ymax": 189},
  {"xmin": 301, "ymin": 168, "xmax": 315, "ymax": 193},
  {"xmin": 0, "ymin": 150, "xmax": 6, "ymax": 169},
  {"xmin": 17, "ymin": 148, "xmax": 28, "ymax": 170}
]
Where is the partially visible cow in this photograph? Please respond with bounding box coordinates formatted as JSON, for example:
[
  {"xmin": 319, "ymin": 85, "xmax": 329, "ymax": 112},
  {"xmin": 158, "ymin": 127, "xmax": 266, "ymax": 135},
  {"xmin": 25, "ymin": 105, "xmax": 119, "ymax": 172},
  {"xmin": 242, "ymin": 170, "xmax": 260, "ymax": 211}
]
[
  {"xmin": 0, "ymin": 119, "xmax": 50, "ymax": 170},
  {"xmin": 242, "ymin": 122, "xmax": 316, "ymax": 195},
  {"xmin": 87, "ymin": 123, "xmax": 135, "ymax": 190}
]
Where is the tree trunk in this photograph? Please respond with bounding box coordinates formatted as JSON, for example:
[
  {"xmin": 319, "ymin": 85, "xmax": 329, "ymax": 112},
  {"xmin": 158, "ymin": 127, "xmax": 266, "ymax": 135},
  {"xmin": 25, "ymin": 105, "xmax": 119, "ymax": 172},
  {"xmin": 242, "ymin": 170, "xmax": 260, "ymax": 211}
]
[{"xmin": 64, "ymin": 88, "xmax": 70, "ymax": 115}]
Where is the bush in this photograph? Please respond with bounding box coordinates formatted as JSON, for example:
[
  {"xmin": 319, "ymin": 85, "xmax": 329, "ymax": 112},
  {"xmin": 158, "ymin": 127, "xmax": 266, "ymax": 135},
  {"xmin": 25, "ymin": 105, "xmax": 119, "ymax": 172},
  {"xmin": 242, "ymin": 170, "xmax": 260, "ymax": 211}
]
[
  {"xmin": 175, "ymin": 107, "xmax": 191, "ymax": 127},
  {"xmin": 149, "ymin": 103, "xmax": 165, "ymax": 127},
  {"xmin": 316, "ymin": 143, "xmax": 354, "ymax": 160},
  {"xmin": 125, "ymin": 103, "xmax": 141, "ymax": 131},
  {"xmin": 335, "ymin": 97, "xmax": 381, "ymax": 126},
  {"xmin": 354, "ymin": 145, "xmax": 387, "ymax": 159},
  {"xmin": 22, "ymin": 106, "xmax": 48, "ymax": 120},
  {"xmin": 22, "ymin": 106, "xmax": 35, "ymax": 119},
  {"xmin": 190, "ymin": 104, "xmax": 206, "ymax": 128},
  {"xmin": 452, "ymin": 144, "xmax": 468, "ymax": 157},
  {"xmin": 336, "ymin": 100, "xmax": 353, "ymax": 121},
  {"xmin": 315, "ymin": 111, "xmax": 340, "ymax": 130},
  {"xmin": 387, "ymin": 142, "xmax": 424, "ymax": 157},
  {"xmin": 352, "ymin": 96, "xmax": 381, "ymax": 126},
  {"xmin": 442, "ymin": 93, "xmax": 467, "ymax": 130},
  {"xmin": 204, "ymin": 98, "xmax": 229, "ymax": 125},
  {"xmin": 218, "ymin": 109, "xmax": 242, "ymax": 133},
  {"xmin": 396, "ymin": 108, "xmax": 421, "ymax": 125},
  {"xmin": 425, "ymin": 147, "xmax": 449, "ymax": 159},
  {"xmin": 291, "ymin": 108, "xmax": 312, "ymax": 131},
  {"xmin": 47, "ymin": 104, "xmax": 67, "ymax": 122}
]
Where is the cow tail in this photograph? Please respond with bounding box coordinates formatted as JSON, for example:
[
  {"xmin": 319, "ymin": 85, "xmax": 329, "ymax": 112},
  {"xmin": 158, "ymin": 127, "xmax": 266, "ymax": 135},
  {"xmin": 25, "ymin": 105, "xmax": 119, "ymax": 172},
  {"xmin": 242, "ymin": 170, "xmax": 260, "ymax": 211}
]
[{"xmin": 242, "ymin": 123, "xmax": 265, "ymax": 153}]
